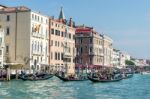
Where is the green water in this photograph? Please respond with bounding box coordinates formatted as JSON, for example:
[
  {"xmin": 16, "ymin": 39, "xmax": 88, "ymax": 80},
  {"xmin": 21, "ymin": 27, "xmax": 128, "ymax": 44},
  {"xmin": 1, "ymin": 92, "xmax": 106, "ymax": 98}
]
[{"xmin": 0, "ymin": 74, "xmax": 150, "ymax": 99}]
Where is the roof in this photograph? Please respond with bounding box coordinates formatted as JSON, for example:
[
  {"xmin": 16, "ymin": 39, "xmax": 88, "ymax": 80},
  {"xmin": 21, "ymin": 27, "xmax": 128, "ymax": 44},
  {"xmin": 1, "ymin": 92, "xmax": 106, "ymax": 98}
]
[
  {"xmin": 59, "ymin": 7, "xmax": 65, "ymax": 20},
  {"xmin": 0, "ymin": 6, "xmax": 31, "ymax": 13},
  {"xmin": 0, "ymin": 5, "xmax": 7, "ymax": 8},
  {"xmin": 76, "ymin": 28, "xmax": 92, "ymax": 33}
]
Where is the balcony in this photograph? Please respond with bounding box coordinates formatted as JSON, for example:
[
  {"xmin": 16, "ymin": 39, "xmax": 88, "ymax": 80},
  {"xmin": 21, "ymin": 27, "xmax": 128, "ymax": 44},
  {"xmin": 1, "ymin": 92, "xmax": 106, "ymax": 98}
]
[
  {"xmin": 63, "ymin": 52, "xmax": 72, "ymax": 58},
  {"xmin": 89, "ymin": 52, "xmax": 95, "ymax": 55},
  {"xmin": 32, "ymin": 32, "xmax": 45, "ymax": 39}
]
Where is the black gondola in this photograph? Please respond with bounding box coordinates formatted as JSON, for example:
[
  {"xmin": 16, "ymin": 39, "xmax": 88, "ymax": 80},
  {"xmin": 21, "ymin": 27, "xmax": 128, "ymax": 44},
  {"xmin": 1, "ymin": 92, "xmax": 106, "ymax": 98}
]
[
  {"xmin": 122, "ymin": 73, "xmax": 133, "ymax": 79},
  {"xmin": 55, "ymin": 74, "xmax": 88, "ymax": 81},
  {"xmin": 19, "ymin": 73, "xmax": 54, "ymax": 81},
  {"xmin": 88, "ymin": 75, "xmax": 123, "ymax": 82}
]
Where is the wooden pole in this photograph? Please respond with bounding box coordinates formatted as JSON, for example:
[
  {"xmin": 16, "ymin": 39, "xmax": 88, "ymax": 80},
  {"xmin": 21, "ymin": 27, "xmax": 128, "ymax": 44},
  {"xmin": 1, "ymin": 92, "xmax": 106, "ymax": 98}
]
[
  {"xmin": 6, "ymin": 67, "xmax": 10, "ymax": 81},
  {"xmin": 16, "ymin": 69, "xmax": 18, "ymax": 79}
]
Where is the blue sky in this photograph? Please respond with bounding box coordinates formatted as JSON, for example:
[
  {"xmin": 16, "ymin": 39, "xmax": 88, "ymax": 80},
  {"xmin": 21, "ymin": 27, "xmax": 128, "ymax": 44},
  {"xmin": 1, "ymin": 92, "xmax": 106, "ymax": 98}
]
[{"xmin": 1, "ymin": 0, "xmax": 150, "ymax": 59}]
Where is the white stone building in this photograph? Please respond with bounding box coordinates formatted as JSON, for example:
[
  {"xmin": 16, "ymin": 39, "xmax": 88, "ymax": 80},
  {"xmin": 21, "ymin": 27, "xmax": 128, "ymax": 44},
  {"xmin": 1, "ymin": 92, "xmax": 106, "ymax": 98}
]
[
  {"xmin": 0, "ymin": 6, "xmax": 49, "ymax": 72},
  {"xmin": 112, "ymin": 49, "xmax": 120, "ymax": 67},
  {"xmin": 0, "ymin": 26, "xmax": 5, "ymax": 68},
  {"xmin": 103, "ymin": 35, "xmax": 113, "ymax": 66}
]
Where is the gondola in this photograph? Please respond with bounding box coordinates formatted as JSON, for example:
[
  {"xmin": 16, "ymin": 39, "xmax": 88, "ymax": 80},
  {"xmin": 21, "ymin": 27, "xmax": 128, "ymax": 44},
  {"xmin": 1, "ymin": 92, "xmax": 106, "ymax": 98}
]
[
  {"xmin": 122, "ymin": 73, "xmax": 133, "ymax": 79},
  {"xmin": 141, "ymin": 71, "xmax": 150, "ymax": 75},
  {"xmin": 55, "ymin": 74, "xmax": 88, "ymax": 81},
  {"xmin": 88, "ymin": 76, "xmax": 123, "ymax": 82},
  {"xmin": 19, "ymin": 73, "xmax": 54, "ymax": 81}
]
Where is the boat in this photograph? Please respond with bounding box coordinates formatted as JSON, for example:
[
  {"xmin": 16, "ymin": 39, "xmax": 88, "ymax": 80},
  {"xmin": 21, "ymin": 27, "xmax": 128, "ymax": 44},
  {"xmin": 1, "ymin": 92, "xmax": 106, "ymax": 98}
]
[
  {"xmin": 141, "ymin": 71, "xmax": 150, "ymax": 75},
  {"xmin": 87, "ymin": 75, "xmax": 123, "ymax": 82},
  {"xmin": 19, "ymin": 73, "xmax": 54, "ymax": 81},
  {"xmin": 122, "ymin": 73, "xmax": 133, "ymax": 79},
  {"xmin": 55, "ymin": 74, "xmax": 88, "ymax": 81}
]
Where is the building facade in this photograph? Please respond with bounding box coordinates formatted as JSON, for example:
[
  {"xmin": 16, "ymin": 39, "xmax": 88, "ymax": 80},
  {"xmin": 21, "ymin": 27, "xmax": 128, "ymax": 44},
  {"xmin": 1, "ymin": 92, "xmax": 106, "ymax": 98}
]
[
  {"xmin": 49, "ymin": 8, "xmax": 76, "ymax": 74},
  {"xmin": 112, "ymin": 49, "xmax": 120, "ymax": 67},
  {"xmin": 103, "ymin": 35, "xmax": 113, "ymax": 66},
  {"xmin": 0, "ymin": 25, "xmax": 5, "ymax": 68},
  {"xmin": 0, "ymin": 6, "xmax": 49, "ymax": 72},
  {"xmin": 119, "ymin": 52, "xmax": 131, "ymax": 67},
  {"xmin": 75, "ymin": 25, "xmax": 104, "ymax": 66}
]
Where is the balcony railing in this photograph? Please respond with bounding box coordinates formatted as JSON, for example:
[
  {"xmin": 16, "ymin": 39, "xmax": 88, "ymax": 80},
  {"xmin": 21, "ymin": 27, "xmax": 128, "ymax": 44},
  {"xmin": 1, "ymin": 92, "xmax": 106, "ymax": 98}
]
[
  {"xmin": 32, "ymin": 32, "xmax": 45, "ymax": 38},
  {"xmin": 63, "ymin": 52, "xmax": 72, "ymax": 58},
  {"xmin": 89, "ymin": 52, "xmax": 95, "ymax": 55}
]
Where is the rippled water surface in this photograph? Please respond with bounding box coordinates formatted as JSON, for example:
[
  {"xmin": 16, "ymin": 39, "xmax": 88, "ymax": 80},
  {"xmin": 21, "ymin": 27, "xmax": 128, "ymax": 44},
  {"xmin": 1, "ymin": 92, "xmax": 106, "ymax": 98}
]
[{"xmin": 0, "ymin": 74, "xmax": 150, "ymax": 99}]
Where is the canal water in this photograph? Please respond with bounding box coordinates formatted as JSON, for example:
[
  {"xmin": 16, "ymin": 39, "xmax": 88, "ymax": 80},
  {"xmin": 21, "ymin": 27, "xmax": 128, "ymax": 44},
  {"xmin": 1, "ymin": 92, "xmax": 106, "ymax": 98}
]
[{"xmin": 0, "ymin": 74, "xmax": 150, "ymax": 99}]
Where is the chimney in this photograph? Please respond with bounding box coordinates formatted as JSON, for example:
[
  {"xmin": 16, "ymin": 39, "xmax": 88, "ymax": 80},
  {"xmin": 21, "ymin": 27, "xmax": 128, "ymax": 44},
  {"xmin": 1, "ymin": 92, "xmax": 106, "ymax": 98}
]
[{"xmin": 69, "ymin": 18, "xmax": 73, "ymax": 27}]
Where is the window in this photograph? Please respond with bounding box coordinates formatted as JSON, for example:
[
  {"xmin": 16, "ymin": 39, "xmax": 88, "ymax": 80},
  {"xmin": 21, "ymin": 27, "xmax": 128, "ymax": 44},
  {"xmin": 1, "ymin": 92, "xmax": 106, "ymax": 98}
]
[
  {"xmin": 6, "ymin": 15, "xmax": 10, "ymax": 21},
  {"xmin": 0, "ymin": 50, "xmax": 2, "ymax": 55},
  {"xmin": 61, "ymin": 53, "xmax": 63, "ymax": 60},
  {"xmin": 51, "ymin": 40, "xmax": 53, "ymax": 46},
  {"xmin": 90, "ymin": 38, "xmax": 92, "ymax": 43},
  {"xmin": 58, "ymin": 53, "xmax": 60, "ymax": 60},
  {"xmin": 6, "ymin": 45, "xmax": 9, "ymax": 53},
  {"xmin": 46, "ymin": 29, "xmax": 48, "ymax": 37},
  {"xmin": 41, "ymin": 57, "xmax": 43, "ymax": 61},
  {"xmin": 58, "ymin": 30, "xmax": 60, "ymax": 36},
  {"xmin": 73, "ymin": 35, "xmax": 75, "ymax": 40},
  {"xmin": 6, "ymin": 27, "xmax": 9, "ymax": 35},
  {"xmin": 51, "ymin": 29, "xmax": 54, "ymax": 34},
  {"xmin": 90, "ymin": 57, "xmax": 92, "ymax": 64},
  {"xmin": 37, "ymin": 42, "xmax": 39, "ymax": 52},
  {"xmin": 38, "ymin": 16, "xmax": 39, "ymax": 21},
  {"xmin": 80, "ymin": 39, "xmax": 82, "ymax": 44},
  {"xmin": 37, "ymin": 57, "xmax": 39, "ymax": 63},
  {"xmin": 0, "ymin": 38, "xmax": 2, "ymax": 44},
  {"xmin": 55, "ymin": 41, "xmax": 57, "ymax": 46},
  {"xmin": 58, "ymin": 42, "xmax": 59, "ymax": 47},
  {"xmin": 45, "ymin": 45, "xmax": 47, "ymax": 54},
  {"xmin": 32, "ymin": 42, "xmax": 34, "ymax": 51},
  {"xmin": 32, "ymin": 25, "xmax": 35, "ymax": 32},
  {"xmin": 35, "ymin": 15, "xmax": 37, "ymax": 20},
  {"xmin": 32, "ymin": 14, "xmax": 34, "ymax": 20},
  {"xmin": 61, "ymin": 32, "xmax": 63, "ymax": 37},
  {"xmin": 69, "ymin": 34, "xmax": 71, "ymax": 39},
  {"xmin": 55, "ymin": 30, "xmax": 57, "ymax": 35},
  {"xmin": 51, "ymin": 52, "xmax": 53, "ymax": 59},
  {"xmin": 80, "ymin": 47, "xmax": 83, "ymax": 54},
  {"xmin": 40, "ymin": 42, "xmax": 43, "ymax": 52},
  {"xmin": 90, "ymin": 47, "xmax": 93, "ymax": 52},
  {"xmin": 35, "ymin": 41, "xmax": 37, "ymax": 51},
  {"xmin": 55, "ymin": 52, "xmax": 57, "ymax": 60}
]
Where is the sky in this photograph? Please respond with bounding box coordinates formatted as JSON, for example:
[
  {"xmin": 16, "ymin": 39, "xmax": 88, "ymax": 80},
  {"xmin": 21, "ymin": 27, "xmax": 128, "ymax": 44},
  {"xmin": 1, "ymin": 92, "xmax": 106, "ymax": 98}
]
[{"xmin": 1, "ymin": 0, "xmax": 150, "ymax": 59}]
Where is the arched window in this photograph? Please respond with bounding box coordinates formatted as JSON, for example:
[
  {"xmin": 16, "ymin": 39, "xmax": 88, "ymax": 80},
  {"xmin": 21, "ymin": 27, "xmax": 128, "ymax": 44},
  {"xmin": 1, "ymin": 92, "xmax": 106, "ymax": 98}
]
[
  {"xmin": 32, "ymin": 41, "xmax": 34, "ymax": 52},
  {"xmin": 37, "ymin": 42, "xmax": 39, "ymax": 52},
  {"xmin": 40, "ymin": 42, "xmax": 43, "ymax": 53},
  {"xmin": 45, "ymin": 44, "xmax": 47, "ymax": 54},
  {"xmin": 35, "ymin": 41, "xmax": 37, "ymax": 51}
]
